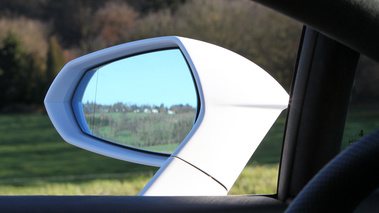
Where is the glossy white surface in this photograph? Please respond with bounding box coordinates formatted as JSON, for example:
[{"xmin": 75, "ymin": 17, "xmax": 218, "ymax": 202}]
[
  {"xmin": 140, "ymin": 37, "xmax": 288, "ymax": 195},
  {"xmin": 139, "ymin": 157, "xmax": 226, "ymax": 196}
]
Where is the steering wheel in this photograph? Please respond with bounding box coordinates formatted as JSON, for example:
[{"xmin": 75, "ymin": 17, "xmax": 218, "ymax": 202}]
[{"xmin": 285, "ymin": 130, "xmax": 379, "ymax": 212}]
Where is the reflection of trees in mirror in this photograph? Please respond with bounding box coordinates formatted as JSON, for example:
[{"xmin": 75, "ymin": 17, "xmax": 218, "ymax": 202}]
[{"xmin": 82, "ymin": 102, "xmax": 196, "ymax": 153}]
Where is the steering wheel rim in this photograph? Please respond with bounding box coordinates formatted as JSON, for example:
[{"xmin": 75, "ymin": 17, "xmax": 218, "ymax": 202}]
[{"xmin": 285, "ymin": 130, "xmax": 379, "ymax": 212}]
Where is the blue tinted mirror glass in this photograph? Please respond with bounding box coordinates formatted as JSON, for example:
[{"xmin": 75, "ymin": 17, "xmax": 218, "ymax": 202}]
[{"xmin": 79, "ymin": 49, "xmax": 197, "ymax": 154}]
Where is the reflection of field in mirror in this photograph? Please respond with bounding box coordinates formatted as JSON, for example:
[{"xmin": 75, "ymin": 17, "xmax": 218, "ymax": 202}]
[{"xmin": 83, "ymin": 103, "xmax": 196, "ymax": 153}]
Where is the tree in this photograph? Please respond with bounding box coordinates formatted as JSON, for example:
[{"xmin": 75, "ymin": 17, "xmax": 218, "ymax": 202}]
[
  {"xmin": 128, "ymin": 0, "xmax": 302, "ymax": 91},
  {"xmin": 124, "ymin": 0, "xmax": 187, "ymax": 14},
  {"xmin": 46, "ymin": 36, "xmax": 65, "ymax": 86},
  {"xmin": 0, "ymin": 31, "xmax": 45, "ymax": 110},
  {"xmin": 0, "ymin": 17, "xmax": 49, "ymax": 60},
  {"xmin": 43, "ymin": 0, "xmax": 105, "ymax": 48},
  {"xmin": 82, "ymin": 1, "xmax": 139, "ymax": 52},
  {"xmin": 159, "ymin": 104, "xmax": 167, "ymax": 113}
]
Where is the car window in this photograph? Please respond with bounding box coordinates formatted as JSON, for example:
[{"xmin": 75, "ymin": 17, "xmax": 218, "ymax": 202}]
[
  {"xmin": 341, "ymin": 56, "xmax": 379, "ymax": 151},
  {"xmin": 0, "ymin": 0, "xmax": 301, "ymax": 195},
  {"xmin": 229, "ymin": 110, "xmax": 287, "ymax": 195}
]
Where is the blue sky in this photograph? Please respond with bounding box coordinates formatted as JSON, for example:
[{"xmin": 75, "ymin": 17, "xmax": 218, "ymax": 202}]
[{"xmin": 82, "ymin": 49, "xmax": 198, "ymax": 108}]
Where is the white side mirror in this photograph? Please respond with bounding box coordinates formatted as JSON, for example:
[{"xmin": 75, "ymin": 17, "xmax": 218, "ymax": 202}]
[{"xmin": 44, "ymin": 36, "xmax": 288, "ymax": 196}]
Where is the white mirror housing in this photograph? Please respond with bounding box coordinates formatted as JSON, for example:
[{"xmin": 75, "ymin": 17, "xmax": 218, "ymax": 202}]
[{"xmin": 44, "ymin": 36, "xmax": 289, "ymax": 196}]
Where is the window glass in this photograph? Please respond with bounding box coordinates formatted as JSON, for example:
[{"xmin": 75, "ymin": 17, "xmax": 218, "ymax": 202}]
[
  {"xmin": 0, "ymin": 0, "xmax": 301, "ymax": 196},
  {"xmin": 342, "ymin": 56, "xmax": 379, "ymax": 151},
  {"xmin": 229, "ymin": 110, "xmax": 287, "ymax": 195}
]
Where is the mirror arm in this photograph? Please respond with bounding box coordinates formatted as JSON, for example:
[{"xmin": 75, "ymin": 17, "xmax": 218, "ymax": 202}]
[{"xmin": 139, "ymin": 37, "xmax": 289, "ymax": 195}]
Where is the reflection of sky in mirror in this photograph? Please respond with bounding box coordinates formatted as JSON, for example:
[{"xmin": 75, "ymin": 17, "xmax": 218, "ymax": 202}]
[{"xmin": 82, "ymin": 49, "xmax": 197, "ymax": 107}]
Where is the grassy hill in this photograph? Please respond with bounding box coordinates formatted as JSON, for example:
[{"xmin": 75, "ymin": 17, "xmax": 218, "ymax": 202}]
[
  {"xmin": 1, "ymin": 109, "xmax": 377, "ymax": 195},
  {"xmin": 0, "ymin": 113, "xmax": 285, "ymax": 195}
]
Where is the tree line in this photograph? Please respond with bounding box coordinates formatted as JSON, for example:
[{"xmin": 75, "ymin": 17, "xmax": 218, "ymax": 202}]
[
  {"xmin": 0, "ymin": 0, "xmax": 186, "ymax": 112},
  {"xmin": 83, "ymin": 102, "xmax": 196, "ymax": 115},
  {"xmin": 1, "ymin": 0, "xmax": 377, "ymax": 113}
]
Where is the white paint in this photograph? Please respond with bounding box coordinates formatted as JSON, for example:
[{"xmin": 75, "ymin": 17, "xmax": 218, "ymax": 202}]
[
  {"xmin": 140, "ymin": 37, "xmax": 288, "ymax": 195},
  {"xmin": 139, "ymin": 157, "xmax": 226, "ymax": 196}
]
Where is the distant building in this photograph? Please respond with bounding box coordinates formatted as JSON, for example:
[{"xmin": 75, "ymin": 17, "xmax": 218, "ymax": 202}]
[{"xmin": 167, "ymin": 110, "xmax": 175, "ymax": 115}]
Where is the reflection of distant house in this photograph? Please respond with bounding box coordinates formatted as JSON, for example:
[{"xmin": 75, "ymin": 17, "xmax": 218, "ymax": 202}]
[
  {"xmin": 144, "ymin": 108, "xmax": 151, "ymax": 113},
  {"xmin": 167, "ymin": 110, "xmax": 175, "ymax": 115},
  {"xmin": 83, "ymin": 105, "xmax": 92, "ymax": 114},
  {"xmin": 152, "ymin": 109, "xmax": 159, "ymax": 114}
]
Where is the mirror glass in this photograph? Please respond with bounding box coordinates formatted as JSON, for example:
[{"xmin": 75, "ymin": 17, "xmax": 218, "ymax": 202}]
[{"xmin": 80, "ymin": 49, "xmax": 197, "ymax": 154}]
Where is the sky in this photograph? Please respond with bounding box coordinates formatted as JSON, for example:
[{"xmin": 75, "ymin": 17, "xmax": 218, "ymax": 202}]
[{"xmin": 82, "ymin": 49, "xmax": 198, "ymax": 108}]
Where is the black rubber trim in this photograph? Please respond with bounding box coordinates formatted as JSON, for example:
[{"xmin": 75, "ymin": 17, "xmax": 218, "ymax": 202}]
[
  {"xmin": 252, "ymin": 0, "xmax": 379, "ymax": 62},
  {"xmin": 277, "ymin": 27, "xmax": 359, "ymax": 202},
  {"xmin": 0, "ymin": 195, "xmax": 287, "ymax": 213}
]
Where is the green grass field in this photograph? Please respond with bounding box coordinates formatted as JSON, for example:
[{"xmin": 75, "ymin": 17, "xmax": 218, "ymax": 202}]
[
  {"xmin": 0, "ymin": 165, "xmax": 278, "ymax": 195},
  {"xmin": 0, "ymin": 108, "xmax": 377, "ymax": 195},
  {"xmin": 0, "ymin": 113, "xmax": 284, "ymax": 195},
  {"xmin": 341, "ymin": 107, "xmax": 379, "ymax": 150}
]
